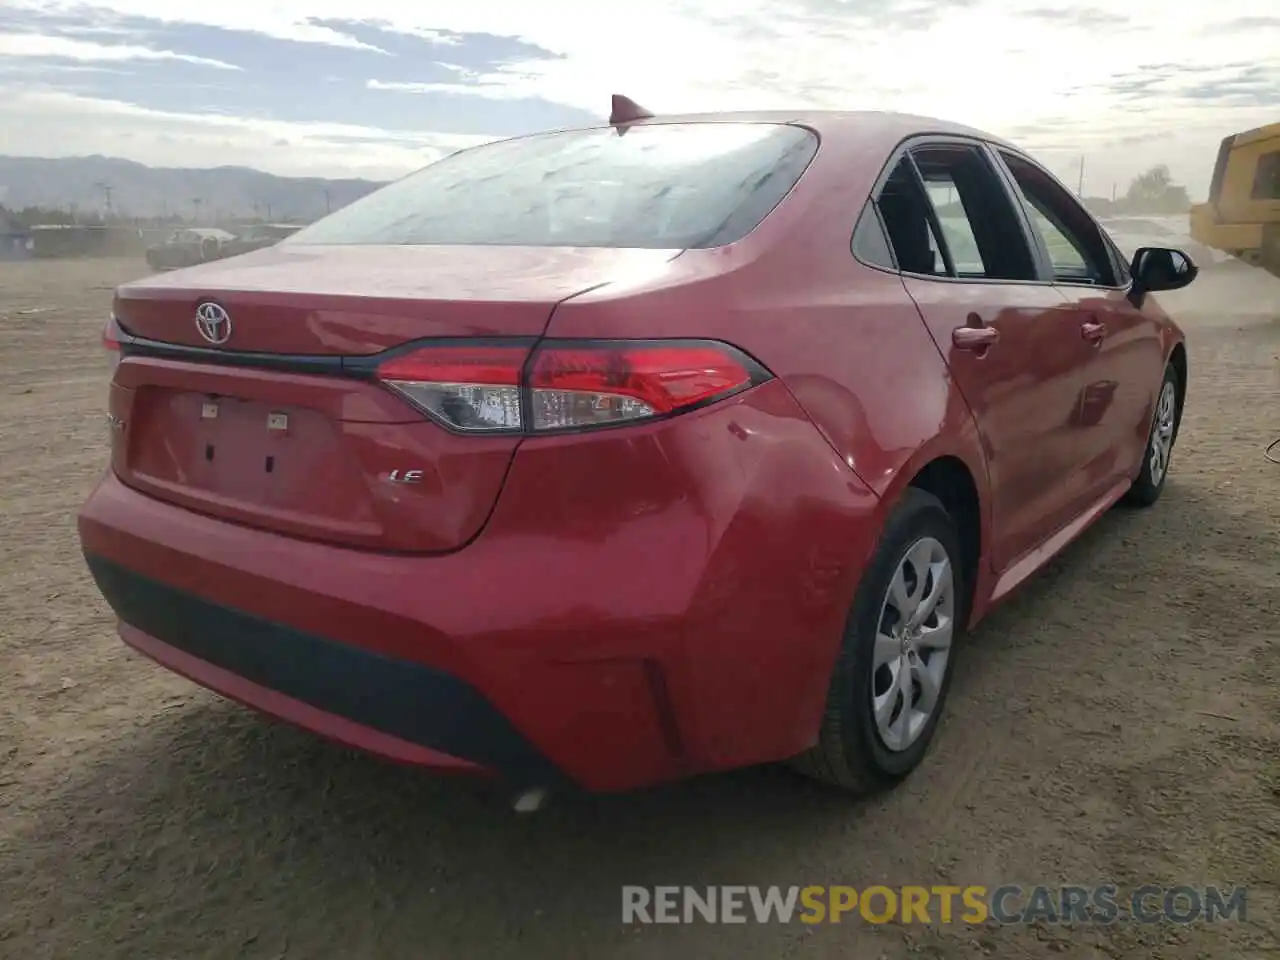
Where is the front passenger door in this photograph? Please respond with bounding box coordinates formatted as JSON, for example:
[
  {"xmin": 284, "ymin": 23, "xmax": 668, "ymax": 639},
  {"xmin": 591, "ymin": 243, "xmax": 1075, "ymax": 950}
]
[{"xmin": 996, "ymin": 150, "xmax": 1166, "ymax": 494}]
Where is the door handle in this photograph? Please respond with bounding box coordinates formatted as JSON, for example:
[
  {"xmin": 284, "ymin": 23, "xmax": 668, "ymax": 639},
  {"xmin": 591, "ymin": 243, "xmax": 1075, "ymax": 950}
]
[
  {"xmin": 1081, "ymin": 320, "xmax": 1107, "ymax": 343},
  {"xmin": 952, "ymin": 326, "xmax": 1000, "ymax": 350}
]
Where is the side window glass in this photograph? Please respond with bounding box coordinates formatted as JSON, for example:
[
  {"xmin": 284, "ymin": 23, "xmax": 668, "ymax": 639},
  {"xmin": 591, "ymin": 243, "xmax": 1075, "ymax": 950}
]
[
  {"xmin": 1033, "ymin": 210, "xmax": 1087, "ymax": 272},
  {"xmin": 921, "ymin": 176, "xmax": 985, "ymax": 275},
  {"xmin": 851, "ymin": 203, "xmax": 896, "ymax": 270},
  {"xmin": 874, "ymin": 144, "xmax": 1036, "ymax": 282},
  {"xmin": 1000, "ymin": 151, "xmax": 1117, "ymax": 286},
  {"xmin": 876, "ymin": 159, "xmax": 947, "ymax": 276}
]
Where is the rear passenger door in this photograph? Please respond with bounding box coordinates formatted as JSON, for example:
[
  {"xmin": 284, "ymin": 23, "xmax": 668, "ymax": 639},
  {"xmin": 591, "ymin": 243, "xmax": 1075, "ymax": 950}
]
[
  {"xmin": 872, "ymin": 140, "xmax": 1100, "ymax": 572},
  {"xmin": 996, "ymin": 149, "xmax": 1165, "ymax": 490}
]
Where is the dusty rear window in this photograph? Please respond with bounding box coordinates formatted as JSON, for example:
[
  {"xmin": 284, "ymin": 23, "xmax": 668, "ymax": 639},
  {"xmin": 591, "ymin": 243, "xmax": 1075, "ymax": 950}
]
[{"xmin": 286, "ymin": 122, "xmax": 817, "ymax": 250}]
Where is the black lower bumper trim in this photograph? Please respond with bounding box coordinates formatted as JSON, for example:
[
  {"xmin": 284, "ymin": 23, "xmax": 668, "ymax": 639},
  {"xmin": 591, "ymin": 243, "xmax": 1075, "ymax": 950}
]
[{"xmin": 84, "ymin": 554, "xmax": 566, "ymax": 787}]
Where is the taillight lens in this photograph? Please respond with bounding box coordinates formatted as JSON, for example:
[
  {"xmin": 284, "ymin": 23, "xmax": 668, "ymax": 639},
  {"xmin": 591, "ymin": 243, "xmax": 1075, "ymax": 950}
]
[
  {"xmin": 374, "ymin": 340, "xmax": 769, "ymax": 434},
  {"xmin": 102, "ymin": 316, "xmax": 121, "ymax": 374},
  {"xmin": 528, "ymin": 344, "xmax": 758, "ymax": 430},
  {"xmin": 376, "ymin": 345, "xmax": 526, "ymax": 433}
]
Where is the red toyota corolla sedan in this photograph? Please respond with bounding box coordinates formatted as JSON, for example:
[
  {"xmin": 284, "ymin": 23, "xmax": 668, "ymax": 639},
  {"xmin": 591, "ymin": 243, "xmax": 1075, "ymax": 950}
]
[{"xmin": 79, "ymin": 102, "xmax": 1194, "ymax": 797}]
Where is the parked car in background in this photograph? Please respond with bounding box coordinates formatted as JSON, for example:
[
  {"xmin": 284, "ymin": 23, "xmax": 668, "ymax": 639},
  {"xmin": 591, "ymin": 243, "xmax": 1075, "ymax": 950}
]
[
  {"xmin": 222, "ymin": 223, "xmax": 302, "ymax": 258},
  {"xmin": 86, "ymin": 102, "xmax": 1195, "ymax": 800},
  {"xmin": 144, "ymin": 228, "xmax": 237, "ymax": 271},
  {"xmin": 1098, "ymin": 215, "xmax": 1226, "ymax": 267}
]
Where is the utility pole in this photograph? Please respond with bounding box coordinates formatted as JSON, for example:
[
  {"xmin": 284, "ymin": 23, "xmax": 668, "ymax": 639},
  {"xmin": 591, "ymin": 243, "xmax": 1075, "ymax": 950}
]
[
  {"xmin": 323, "ymin": 188, "xmax": 332, "ymax": 215},
  {"xmin": 1076, "ymin": 155, "xmax": 1085, "ymax": 197}
]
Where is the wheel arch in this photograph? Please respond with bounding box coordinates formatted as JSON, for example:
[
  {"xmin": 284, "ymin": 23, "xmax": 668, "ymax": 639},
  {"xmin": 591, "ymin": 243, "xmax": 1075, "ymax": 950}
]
[
  {"xmin": 789, "ymin": 451, "xmax": 987, "ymax": 792},
  {"xmin": 904, "ymin": 455, "xmax": 983, "ymax": 628},
  {"xmin": 1167, "ymin": 340, "xmax": 1188, "ymax": 407},
  {"xmin": 871, "ymin": 430, "xmax": 993, "ymax": 631}
]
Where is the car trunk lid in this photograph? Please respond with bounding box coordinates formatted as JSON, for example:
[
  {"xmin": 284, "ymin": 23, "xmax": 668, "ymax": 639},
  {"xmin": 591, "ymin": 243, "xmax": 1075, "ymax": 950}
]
[
  {"xmin": 114, "ymin": 243, "xmax": 677, "ymax": 353},
  {"xmin": 109, "ymin": 243, "xmax": 680, "ymax": 552}
]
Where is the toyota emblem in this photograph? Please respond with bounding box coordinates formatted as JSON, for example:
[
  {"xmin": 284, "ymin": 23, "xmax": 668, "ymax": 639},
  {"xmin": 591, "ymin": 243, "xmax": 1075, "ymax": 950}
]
[{"xmin": 194, "ymin": 301, "xmax": 232, "ymax": 345}]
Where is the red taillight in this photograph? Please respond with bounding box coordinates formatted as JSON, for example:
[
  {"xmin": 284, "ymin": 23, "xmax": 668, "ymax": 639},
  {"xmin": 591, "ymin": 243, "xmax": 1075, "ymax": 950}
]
[
  {"xmin": 376, "ymin": 345, "xmax": 526, "ymax": 433},
  {"xmin": 375, "ymin": 345, "xmax": 524, "ymax": 387},
  {"xmin": 528, "ymin": 344, "xmax": 757, "ymax": 430},
  {"xmin": 373, "ymin": 340, "xmax": 768, "ymax": 434}
]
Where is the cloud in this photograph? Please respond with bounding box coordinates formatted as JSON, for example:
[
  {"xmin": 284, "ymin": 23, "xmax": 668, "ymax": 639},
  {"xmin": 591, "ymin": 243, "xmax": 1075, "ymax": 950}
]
[
  {"xmin": 1207, "ymin": 16, "xmax": 1280, "ymax": 32},
  {"xmin": 0, "ymin": 32, "xmax": 239, "ymax": 69},
  {"xmin": 0, "ymin": 88, "xmax": 493, "ymax": 180},
  {"xmin": 1075, "ymin": 61, "xmax": 1280, "ymax": 112},
  {"xmin": 1019, "ymin": 6, "xmax": 1129, "ymax": 28},
  {"xmin": 0, "ymin": 0, "xmax": 1276, "ymax": 196},
  {"xmin": 0, "ymin": 8, "xmax": 594, "ymax": 134}
]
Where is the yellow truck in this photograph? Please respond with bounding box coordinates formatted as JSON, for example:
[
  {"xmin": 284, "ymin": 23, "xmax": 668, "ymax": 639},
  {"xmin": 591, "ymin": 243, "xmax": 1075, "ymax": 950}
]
[{"xmin": 1189, "ymin": 122, "xmax": 1280, "ymax": 276}]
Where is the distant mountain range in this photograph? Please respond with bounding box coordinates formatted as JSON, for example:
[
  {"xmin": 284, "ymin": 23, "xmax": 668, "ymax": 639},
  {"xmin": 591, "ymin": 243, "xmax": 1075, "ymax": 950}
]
[{"xmin": 0, "ymin": 155, "xmax": 388, "ymax": 221}]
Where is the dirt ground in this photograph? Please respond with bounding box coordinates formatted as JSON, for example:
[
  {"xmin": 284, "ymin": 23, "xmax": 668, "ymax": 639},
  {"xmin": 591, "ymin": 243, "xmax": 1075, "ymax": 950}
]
[{"xmin": 0, "ymin": 256, "xmax": 1277, "ymax": 960}]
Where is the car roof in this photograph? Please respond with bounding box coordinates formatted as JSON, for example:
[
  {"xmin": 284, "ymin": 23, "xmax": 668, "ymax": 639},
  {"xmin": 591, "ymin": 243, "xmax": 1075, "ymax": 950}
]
[{"xmin": 521, "ymin": 108, "xmax": 1020, "ymax": 159}]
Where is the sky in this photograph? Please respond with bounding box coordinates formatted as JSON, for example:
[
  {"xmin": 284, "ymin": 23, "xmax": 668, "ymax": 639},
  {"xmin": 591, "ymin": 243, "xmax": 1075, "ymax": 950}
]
[{"xmin": 0, "ymin": 0, "xmax": 1276, "ymax": 197}]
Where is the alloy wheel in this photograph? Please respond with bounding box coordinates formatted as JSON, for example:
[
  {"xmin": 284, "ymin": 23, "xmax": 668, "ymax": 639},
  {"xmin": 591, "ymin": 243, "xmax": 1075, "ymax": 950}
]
[
  {"xmin": 871, "ymin": 536, "xmax": 955, "ymax": 753},
  {"xmin": 1149, "ymin": 380, "xmax": 1177, "ymax": 485}
]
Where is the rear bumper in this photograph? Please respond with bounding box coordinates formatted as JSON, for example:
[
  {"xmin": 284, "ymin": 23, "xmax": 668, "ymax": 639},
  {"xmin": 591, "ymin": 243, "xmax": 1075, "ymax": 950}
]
[
  {"xmin": 79, "ymin": 380, "xmax": 882, "ymax": 792},
  {"xmin": 89, "ymin": 556, "xmax": 551, "ymax": 783}
]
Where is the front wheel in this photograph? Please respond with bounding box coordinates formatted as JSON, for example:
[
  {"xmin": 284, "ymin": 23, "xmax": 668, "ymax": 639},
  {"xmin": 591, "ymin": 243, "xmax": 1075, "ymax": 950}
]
[
  {"xmin": 791, "ymin": 488, "xmax": 966, "ymax": 794},
  {"xmin": 1124, "ymin": 363, "xmax": 1181, "ymax": 507}
]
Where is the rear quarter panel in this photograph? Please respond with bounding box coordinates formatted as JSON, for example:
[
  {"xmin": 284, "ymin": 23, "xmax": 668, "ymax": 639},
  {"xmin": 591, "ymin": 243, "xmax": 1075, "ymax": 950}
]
[
  {"xmin": 544, "ymin": 122, "xmax": 995, "ymax": 707},
  {"xmin": 547, "ymin": 122, "xmax": 991, "ymax": 526}
]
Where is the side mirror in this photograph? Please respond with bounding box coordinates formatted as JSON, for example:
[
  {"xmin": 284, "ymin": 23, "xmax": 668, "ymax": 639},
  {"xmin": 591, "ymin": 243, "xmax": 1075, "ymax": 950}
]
[{"xmin": 1128, "ymin": 246, "xmax": 1197, "ymax": 305}]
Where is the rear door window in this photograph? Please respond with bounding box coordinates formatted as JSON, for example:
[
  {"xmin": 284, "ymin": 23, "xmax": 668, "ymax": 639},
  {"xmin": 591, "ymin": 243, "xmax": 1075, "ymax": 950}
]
[
  {"xmin": 921, "ymin": 173, "xmax": 986, "ymax": 275},
  {"xmin": 851, "ymin": 205, "xmax": 896, "ymax": 269},
  {"xmin": 287, "ymin": 123, "xmax": 818, "ymax": 250},
  {"xmin": 873, "ymin": 142, "xmax": 1037, "ymax": 281}
]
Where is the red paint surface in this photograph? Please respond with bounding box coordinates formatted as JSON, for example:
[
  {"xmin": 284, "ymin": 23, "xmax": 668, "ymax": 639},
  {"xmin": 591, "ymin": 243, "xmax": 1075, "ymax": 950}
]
[{"xmin": 81, "ymin": 110, "xmax": 1186, "ymax": 792}]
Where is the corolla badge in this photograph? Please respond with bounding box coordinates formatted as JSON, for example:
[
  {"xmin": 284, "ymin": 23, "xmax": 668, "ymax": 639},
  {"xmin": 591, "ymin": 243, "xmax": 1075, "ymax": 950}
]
[{"xmin": 195, "ymin": 301, "xmax": 232, "ymax": 345}]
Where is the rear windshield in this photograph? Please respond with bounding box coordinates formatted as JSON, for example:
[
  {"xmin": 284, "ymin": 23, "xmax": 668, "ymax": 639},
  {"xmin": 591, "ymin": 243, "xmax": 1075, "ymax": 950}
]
[{"xmin": 286, "ymin": 122, "xmax": 818, "ymax": 250}]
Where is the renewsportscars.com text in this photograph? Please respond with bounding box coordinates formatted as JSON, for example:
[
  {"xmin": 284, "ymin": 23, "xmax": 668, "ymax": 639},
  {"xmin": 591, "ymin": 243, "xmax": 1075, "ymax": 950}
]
[{"xmin": 621, "ymin": 885, "xmax": 1247, "ymax": 925}]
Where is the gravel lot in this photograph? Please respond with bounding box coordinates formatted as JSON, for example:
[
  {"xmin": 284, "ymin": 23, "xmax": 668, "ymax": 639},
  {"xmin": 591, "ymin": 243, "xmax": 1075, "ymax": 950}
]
[{"xmin": 1, "ymin": 256, "xmax": 1277, "ymax": 959}]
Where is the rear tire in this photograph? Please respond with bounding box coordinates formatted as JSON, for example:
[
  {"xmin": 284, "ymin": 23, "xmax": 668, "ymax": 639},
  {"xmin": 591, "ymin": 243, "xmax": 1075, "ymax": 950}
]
[
  {"xmin": 1123, "ymin": 363, "xmax": 1181, "ymax": 508},
  {"xmin": 791, "ymin": 488, "xmax": 967, "ymax": 794}
]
